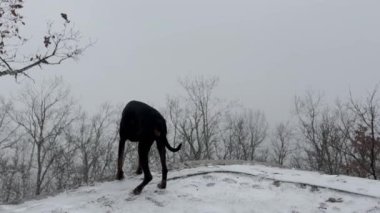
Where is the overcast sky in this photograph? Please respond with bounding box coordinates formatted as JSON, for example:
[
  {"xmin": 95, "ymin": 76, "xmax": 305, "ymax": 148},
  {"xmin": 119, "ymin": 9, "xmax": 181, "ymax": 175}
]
[{"xmin": 0, "ymin": 0, "xmax": 379, "ymax": 125}]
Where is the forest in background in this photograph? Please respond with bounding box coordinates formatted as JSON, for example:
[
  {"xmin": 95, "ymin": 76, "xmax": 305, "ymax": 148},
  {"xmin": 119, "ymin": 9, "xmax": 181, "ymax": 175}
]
[
  {"xmin": 1, "ymin": 76, "xmax": 379, "ymax": 204},
  {"xmin": 1, "ymin": 0, "xmax": 379, "ymax": 206}
]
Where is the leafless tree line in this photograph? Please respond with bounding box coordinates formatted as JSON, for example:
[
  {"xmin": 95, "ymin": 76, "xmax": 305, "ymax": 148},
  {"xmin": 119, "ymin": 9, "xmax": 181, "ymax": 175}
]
[
  {"xmin": 1, "ymin": 77, "xmax": 379, "ymax": 204},
  {"xmin": 293, "ymin": 89, "xmax": 380, "ymax": 179},
  {"xmin": 0, "ymin": 78, "xmax": 121, "ymax": 203},
  {"xmin": 165, "ymin": 78, "xmax": 380, "ymax": 180}
]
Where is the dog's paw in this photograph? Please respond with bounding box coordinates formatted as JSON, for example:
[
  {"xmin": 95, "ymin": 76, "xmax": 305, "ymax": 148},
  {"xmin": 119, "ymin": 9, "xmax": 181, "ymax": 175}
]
[
  {"xmin": 132, "ymin": 187, "xmax": 142, "ymax": 195},
  {"xmin": 157, "ymin": 182, "xmax": 166, "ymax": 189}
]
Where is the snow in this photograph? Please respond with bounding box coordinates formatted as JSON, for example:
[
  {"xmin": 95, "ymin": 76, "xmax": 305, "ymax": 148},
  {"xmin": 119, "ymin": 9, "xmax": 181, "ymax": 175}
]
[{"xmin": 1, "ymin": 164, "xmax": 380, "ymax": 213}]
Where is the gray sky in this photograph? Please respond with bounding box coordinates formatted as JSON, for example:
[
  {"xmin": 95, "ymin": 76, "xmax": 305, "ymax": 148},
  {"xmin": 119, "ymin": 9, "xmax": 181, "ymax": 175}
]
[{"xmin": 1, "ymin": 0, "xmax": 379, "ymax": 125}]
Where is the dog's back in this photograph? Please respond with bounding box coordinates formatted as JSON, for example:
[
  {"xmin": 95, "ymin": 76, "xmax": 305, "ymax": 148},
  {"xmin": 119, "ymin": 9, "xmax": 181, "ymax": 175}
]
[{"xmin": 120, "ymin": 100, "xmax": 166, "ymax": 141}]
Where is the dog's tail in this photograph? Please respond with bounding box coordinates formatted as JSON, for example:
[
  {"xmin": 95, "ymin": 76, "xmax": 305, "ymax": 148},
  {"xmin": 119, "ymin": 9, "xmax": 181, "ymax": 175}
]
[{"xmin": 161, "ymin": 136, "xmax": 182, "ymax": 152}]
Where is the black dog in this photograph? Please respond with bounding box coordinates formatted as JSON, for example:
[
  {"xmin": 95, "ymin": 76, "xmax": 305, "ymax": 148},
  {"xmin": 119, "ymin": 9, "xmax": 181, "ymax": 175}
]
[{"xmin": 116, "ymin": 100, "xmax": 182, "ymax": 195}]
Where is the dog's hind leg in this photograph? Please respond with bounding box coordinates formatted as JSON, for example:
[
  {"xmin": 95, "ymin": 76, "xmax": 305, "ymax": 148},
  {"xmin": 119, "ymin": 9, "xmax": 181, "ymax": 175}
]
[
  {"xmin": 116, "ymin": 137, "xmax": 126, "ymax": 180},
  {"xmin": 156, "ymin": 139, "xmax": 167, "ymax": 189},
  {"xmin": 135, "ymin": 163, "xmax": 142, "ymax": 175},
  {"xmin": 133, "ymin": 140, "xmax": 153, "ymax": 195}
]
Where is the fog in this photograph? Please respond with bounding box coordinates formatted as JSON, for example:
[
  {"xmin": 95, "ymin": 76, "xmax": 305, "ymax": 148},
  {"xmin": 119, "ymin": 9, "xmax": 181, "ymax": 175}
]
[{"xmin": 1, "ymin": 0, "xmax": 379, "ymax": 125}]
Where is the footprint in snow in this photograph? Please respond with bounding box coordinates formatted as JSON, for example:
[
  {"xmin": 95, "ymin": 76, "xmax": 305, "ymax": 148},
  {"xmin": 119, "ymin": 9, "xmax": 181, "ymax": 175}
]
[
  {"xmin": 96, "ymin": 196, "xmax": 114, "ymax": 208},
  {"xmin": 177, "ymin": 193, "xmax": 191, "ymax": 198},
  {"xmin": 239, "ymin": 182, "xmax": 250, "ymax": 187},
  {"xmin": 318, "ymin": 202, "xmax": 328, "ymax": 210},
  {"xmin": 125, "ymin": 193, "xmax": 139, "ymax": 202},
  {"xmin": 272, "ymin": 180, "xmax": 281, "ymax": 187},
  {"xmin": 206, "ymin": 183, "xmax": 216, "ymax": 187},
  {"xmin": 252, "ymin": 184, "xmax": 264, "ymax": 189},
  {"xmin": 326, "ymin": 197, "xmax": 343, "ymax": 203},
  {"xmin": 184, "ymin": 184, "xmax": 199, "ymax": 189},
  {"xmin": 146, "ymin": 197, "xmax": 164, "ymax": 207},
  {"xmin": 222, "ymin": 178, "xmax": 237, "ymax": 184},
  {"xmin": 125, "ymin": 196, "xmax": 137, "ymax": 202},
  {"xmin": 154, "ymin": 190, "xmax": 166, "ymax": 195},
  {"xmin": 335, "ymin": 178, "xmax": 347, "ymax": 183},
  {"xmin": 202, "ymin": 175, "xmax": 215, "ymax": 180}
]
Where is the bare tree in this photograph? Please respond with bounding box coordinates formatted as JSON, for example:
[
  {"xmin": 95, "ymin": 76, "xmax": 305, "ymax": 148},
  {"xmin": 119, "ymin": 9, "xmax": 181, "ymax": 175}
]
[
  {"xmin": 66, "ymin": 103, "xmax": 118, "ymax": 184},
  {"xmin": 346, "ymin": 88, "xmax": 380, "ymax": 179},
  {"xmin": 167, "ymin": 76, "xmax": 222, "ymax": 161},
  {"xmin": 88, "ymin": 103, "xmax": 118, "ymax": 181},
  {"xmin": 0, "ymin": 145, "xmax": 27, "ymax": 203},
  {"xmin": 271, "ymin": 122, "xmax": 293, "ymax": 166},
  {"xmin": 334, "ymin": 99, "xmax": 357, "ymax": 175},
  {"xmin": 222, "ymin": 109, "xmax": 268, "ymax": 161},
  {"xmin": 222, "ymin": 112, "xmax": 249, "ymax": 160},
  {"xmin": 181, "ymin": 76, "xmax": 221, "ymax": 160},
  {"xmin": 246, "ymin": 110, "xmax": 268, "ymax": 161},
  {"xmin": 0, "ymin": 1, "xmax": 88, "ymax": 78},
  {"xmin": 0, "ymin": 97, "xmax": 32, "ymax": 203},
  {"xmin": 68, "ymin": 112, "xmax": 94, "ymax": 185},
  {"xmin": 289, "ymin": 142, "xmax": 307, "ymax": 169},
  {"xmin": 295, "ymin": 92, "xmax": 346, "ymax": 174},
  {"xmin": 0, "ymin": 97, "xmax": 18, "ymax": 149},
  {"xmin": 50, "ymin": 134, "xmax": 79, "ymax": 191},
  {"xmin": 11, "ymin": 77, "xmax": 76, "ymax": 195},
  {"xmin": 164, "ymin": 97, "xmax": 183, "ymax": 163}
]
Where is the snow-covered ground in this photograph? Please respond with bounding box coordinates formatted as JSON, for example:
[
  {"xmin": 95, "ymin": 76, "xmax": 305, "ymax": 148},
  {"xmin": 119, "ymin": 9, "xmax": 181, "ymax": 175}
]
[{"xmin": 1, "ymin": 163, "xmax": 380, "ymax": 213}]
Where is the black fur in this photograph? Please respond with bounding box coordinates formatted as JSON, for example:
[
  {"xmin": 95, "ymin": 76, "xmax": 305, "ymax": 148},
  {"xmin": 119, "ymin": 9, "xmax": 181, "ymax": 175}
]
[{"xmin": 116, "ymin": 100, "xmax": 182, "ymax": 195}]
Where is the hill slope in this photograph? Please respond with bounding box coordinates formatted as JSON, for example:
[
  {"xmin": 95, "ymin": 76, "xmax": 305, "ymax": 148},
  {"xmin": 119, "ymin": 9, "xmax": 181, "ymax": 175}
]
[{"xmin": 2, "ymin": 164, "xmax": 380, "ymax": 213}]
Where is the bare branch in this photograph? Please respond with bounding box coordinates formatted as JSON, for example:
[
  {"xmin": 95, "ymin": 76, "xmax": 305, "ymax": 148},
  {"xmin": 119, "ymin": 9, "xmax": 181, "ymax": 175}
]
[{"xmin": 0, "ymin": 2, "xmax": 91, "ymax": 78}]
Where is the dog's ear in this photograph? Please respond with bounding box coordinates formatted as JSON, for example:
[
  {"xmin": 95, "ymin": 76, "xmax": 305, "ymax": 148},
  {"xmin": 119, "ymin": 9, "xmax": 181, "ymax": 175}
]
[{"xmin": 154, "ymin": 129, "xmax": 161, "ymax": 137}]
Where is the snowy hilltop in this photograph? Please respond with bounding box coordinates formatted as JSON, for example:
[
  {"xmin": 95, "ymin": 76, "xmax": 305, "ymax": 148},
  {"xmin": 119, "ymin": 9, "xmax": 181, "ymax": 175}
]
[{"xmin": 1, "ymin": 163, "xmax": 380, "ymax": 213}]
